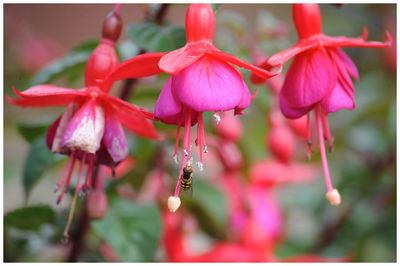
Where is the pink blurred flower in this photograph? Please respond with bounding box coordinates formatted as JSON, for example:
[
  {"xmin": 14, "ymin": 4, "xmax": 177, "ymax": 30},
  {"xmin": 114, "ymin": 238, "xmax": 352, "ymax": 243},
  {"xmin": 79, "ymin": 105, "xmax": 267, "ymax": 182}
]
[{"xmin": 251, "ymin": 4, "xmax": 391, "ymax": 205}]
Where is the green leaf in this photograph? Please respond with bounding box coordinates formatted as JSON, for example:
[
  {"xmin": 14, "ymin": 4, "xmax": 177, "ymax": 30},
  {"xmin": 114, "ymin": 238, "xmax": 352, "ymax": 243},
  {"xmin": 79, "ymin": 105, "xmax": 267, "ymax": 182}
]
[
  {"xmin": 211, "ymin": 3, "xmax": 222, "ymax": 12},
  {"xmin": 4, "ymin": 205, "xmax": 55, "ymax": 231},
  {"xmin": 17, "ymin": 123, "xmax": 49, "ymax": 144},
  {"xmin": 183, "ymin": 179, "xmax": 227, "ymax": 238},
  {"xmin": 126, "ymin": 22, "xmax": 186, "ymax": 52},
  {"xmin": 92, "ymin": 197, "xmax": 162, "ymax": 262},
  {"xmin": 29, "ymin": 40, "xmax": 99, "ymax": 86},
  {"xmin": 23, "ymin": 135, "xmax": 57, "ymax": 200}
]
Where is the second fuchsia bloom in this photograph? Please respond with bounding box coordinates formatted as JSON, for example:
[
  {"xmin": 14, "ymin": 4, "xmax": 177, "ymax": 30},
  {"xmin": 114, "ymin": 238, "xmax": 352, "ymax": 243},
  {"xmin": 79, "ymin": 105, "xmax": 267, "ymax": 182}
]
[
  {"xmin": 251, "ymin": 4, "xmax": 391, "ymax": 206},
  {"xmin": 6, "ymin": 8, "xmax": 158, "ymax": 204},
  {"xmin": 104, "ymin": 4, "xmax": 280, "ymax": 211}
]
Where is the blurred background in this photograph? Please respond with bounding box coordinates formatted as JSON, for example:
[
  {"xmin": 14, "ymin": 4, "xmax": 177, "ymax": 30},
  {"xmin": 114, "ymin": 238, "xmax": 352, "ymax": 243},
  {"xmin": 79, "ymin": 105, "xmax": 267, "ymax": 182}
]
[{"xmin": 4, "ymin": 3, "xmax": 396, "ymax": 262}]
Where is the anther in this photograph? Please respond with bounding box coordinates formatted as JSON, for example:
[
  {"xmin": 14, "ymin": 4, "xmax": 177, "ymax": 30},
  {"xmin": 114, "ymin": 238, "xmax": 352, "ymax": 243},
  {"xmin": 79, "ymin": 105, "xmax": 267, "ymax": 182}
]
[
  {"xmin": 213, "ymin": 112, "xmax": 221, "ymax": 124},
  {"xmin": 173, "ymin": 154, "xmax": 179, "ymax": 164},
  {"xmin": 196, "ymin": 161, "xmax": 204, "ymax": 171},
  {"xmin": 184, "ymin": 148, "xmax": 189, "ymax": 157},
  {"xmin": 203, "ymin": 144, "xmax": 208, "ymax": 153}
]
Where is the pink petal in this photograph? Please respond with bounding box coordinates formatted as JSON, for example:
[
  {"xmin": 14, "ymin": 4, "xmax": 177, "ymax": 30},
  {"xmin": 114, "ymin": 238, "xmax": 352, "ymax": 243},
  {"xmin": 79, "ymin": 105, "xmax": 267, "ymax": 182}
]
[
  {"xmin": 333, "ymin": 48, "xmax": 359, "ymax": 81},
  {"xmin": 103, "ymin": 109, "xmax": 129, "ymax": 163},
  {"xmin": 154, "ymin": 77, "xmax": 183, "ymax": 125},
  {"xmin": 173, "ymin": 56, "xmax": 244, "ymax": 112},
  {"xmin": 159, "ymin": 42, "xmax": 210, "ymax": 74},
  {"xmin": 234, "ymin": 81, "xmax": 252, "ymax": 115},
  {"xmin": 321, "ymin": 80, "xmax": 355, "ymax": 113},
  {"xmin": 279, "ymin": 94, "xmax": 314, "ymax": 119},
  {"xmin": 280, "ymin": 49, "xmax": 336, "ymax": 108},
  {"xmin": 6, "ymin": 85, "xmax": 86, "ymax": 107}
]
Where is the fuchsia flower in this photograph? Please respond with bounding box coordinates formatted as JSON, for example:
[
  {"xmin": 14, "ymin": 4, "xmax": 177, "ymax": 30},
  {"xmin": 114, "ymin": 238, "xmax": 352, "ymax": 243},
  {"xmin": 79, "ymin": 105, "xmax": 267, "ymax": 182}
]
[
  {"xmin": 6, "ymin": 7, "xmax": 158, "ymax": 204},
  {"xmin": 251, "ymin": 3, "xmax": 391, "ymax": 205},
  {"xmin": 104, "ymin": 4, "xmax": 280, "ymax": 212}
]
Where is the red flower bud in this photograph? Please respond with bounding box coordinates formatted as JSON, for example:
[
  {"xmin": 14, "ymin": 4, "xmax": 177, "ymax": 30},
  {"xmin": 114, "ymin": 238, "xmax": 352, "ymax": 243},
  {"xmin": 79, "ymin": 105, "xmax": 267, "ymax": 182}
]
[
  {"xmin": 292, "ymin": 4, "xmax": 322, "ymax": 39},
  {"xmin": 267, "ymin": 125, "xmax": 295, "ymax": 163},
  {"xmin": 185, "ymin": 4, "xmax": 215, "ymax": 43},
  {"xmin": 287, "ymin": 115, "xmax": 308, "ymax": 139},
  {"xmin": 87, "ymin": 189, "xmax": 108, "ymax": 219},
  {"xmin": 102, "ymin": 11, "xmax": 122, "ymax": 42}
]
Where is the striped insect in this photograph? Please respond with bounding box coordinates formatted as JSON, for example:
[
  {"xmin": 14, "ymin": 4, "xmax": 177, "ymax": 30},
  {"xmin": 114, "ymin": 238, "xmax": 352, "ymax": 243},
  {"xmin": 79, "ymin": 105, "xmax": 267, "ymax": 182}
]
[{"xmin": 180, "ymin": 164, "xmax": 193, "ymax": 197}]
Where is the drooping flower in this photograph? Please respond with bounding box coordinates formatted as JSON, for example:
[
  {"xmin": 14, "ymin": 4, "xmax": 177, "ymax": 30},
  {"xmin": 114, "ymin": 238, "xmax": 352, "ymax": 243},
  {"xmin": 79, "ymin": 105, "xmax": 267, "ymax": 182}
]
[
  {"xmin": 103, "ymin": 4, "xmax": 280, "ymax": 212},
  {"xmin": 6, "ymin": 6, "xmax": 158, "ymax": 205},
  {"xmin": 250, "ymin": 3, "xmax": 391, "ymax": 205}
]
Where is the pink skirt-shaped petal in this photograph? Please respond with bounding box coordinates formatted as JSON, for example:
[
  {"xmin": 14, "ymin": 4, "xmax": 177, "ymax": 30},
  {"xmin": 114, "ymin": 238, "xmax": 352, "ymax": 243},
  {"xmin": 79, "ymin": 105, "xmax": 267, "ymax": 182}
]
[
  {"xmin": 279, "ymin": 93, "xmax": 314, "ymax": 119},
  {"xmin": 333, "ymin": 48, "xmax": 359, "ymax": 81},
  {"xmin": 280, "ymin": 49, "xmax": 336, "ymax": 109},
  {"xmin": 173, "ymin": 55, "xmax": 244, "ymax": 112},
  {"xmin": 154, "ymin": 77, "xmax": 198, "ymax": 126},
  {"xmin": 103, "ymin": 109, "xmax": 129, "ymax": 164},
  {"xmin": 321, "ymin": 80, "xmax": 355, "ymax": 113}
]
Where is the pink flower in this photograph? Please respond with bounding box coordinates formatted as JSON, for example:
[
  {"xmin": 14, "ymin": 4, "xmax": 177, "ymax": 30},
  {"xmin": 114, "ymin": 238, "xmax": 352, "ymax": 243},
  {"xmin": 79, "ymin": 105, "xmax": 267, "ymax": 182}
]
[
  {"xmin": 104, "ymin": 4, "xmax": 280, "ymax": 210},
  {"xmin": 6, "ymin": 8, "xmax": 158, "ymax": 203},
  {"xmin": 251, "ymin": 4, "xmax": 391, "ymax": 205}
]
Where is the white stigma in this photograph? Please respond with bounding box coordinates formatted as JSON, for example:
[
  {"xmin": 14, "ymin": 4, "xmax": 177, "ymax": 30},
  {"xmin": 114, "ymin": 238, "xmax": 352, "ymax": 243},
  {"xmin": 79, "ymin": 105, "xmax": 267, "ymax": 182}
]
[
  {"xmin": 326, "ymin": 189, "xmax": 341, "ymax": 206},
  {"xmin": 168, "ymin": 196, "xmax": 181, "ymax": 212}
]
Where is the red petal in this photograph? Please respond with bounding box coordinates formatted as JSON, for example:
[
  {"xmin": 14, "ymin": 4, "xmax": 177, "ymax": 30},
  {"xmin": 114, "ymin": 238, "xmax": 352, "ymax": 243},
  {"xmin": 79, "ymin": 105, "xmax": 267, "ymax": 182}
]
[
  {"xmin": 267, "ymin": 38, "xmax": 320, "ymax": 67},
  {"xmin": 6, "ymin": 85, "xmax": 86, "ymax": 107},
  {"xmin": 101, "ymin": 52, "xmax": 166, "ymax": 92},
  {"xmin": 207, "ymin": 50, "xmax": 281, "ymax": 79},
  {"xmin": 159, "ymin": 42, "xmax": 210, "ymax": 74},
  {"xmin": 321, "ymin": 28, "xmax": 392, "ymax": 48},
  {"xmin": 102, "ymin": 93, "xmax": 155, "ymax": 120}
]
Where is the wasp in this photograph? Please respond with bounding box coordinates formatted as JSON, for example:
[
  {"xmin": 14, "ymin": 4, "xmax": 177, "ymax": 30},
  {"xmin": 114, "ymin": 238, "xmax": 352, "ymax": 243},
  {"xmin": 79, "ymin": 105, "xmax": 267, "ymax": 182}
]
[{"xmin": 180, "ymin": 164, "xmax": 193, "ymax": 197}]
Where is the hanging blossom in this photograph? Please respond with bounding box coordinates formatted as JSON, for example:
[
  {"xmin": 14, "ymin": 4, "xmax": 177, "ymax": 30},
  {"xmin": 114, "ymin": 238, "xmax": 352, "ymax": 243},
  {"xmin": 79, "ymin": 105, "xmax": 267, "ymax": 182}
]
[
  {"xmin": 6, "ymin": 6, "xmax": 159, "ymax": 205},
  {"xmin": 250, "ymin": 3, "xmax": 391, "ymax": 206},
  {"xmin": 103, "ymin": 4, "xmax": 280, "ymax": 212}
]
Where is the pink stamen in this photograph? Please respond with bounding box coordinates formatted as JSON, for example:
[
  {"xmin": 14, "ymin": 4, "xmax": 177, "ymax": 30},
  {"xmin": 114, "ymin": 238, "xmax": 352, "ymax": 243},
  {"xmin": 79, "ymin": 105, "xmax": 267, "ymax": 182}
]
[
  {"xmin": 173, "ymin": 108, "xmax": 192, "ymax": 197},
  {"xmin": 198, "ymin": 113, "xmax": 204, "ymax": 164},
  {"xmin": 57, "ymin": 152, "xmax": 78, "ymax": 204},
  {"xmin": 76, "ymin": 152, "xmax": 87, "ymax": 195},
  {"xmin": 307, "ymin": 113, "xmax": 312, "ymax": 160},
  {"xmin": 322, "ymin": 113, "xmax": 334, "ymax": 152},
  {"xmin": 54, "ymin": 151, "xmax": 75, "ymax": 193},
  {"xmin": 315, "ymin": 105, "xmax": 334, "ymax": 192}
]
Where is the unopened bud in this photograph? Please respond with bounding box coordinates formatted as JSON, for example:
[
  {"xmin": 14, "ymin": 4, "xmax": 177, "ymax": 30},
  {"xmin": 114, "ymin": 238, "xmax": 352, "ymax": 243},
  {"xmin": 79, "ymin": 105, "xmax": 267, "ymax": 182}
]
[
  {"xmin": 168, "ymin": 196, "xmax": 181, "ymax": 212},
  {"xmin": 87, "ymin": 189, "xmax": 108, "ymax": 219},
  {"xmin": 102, "ymin": 11, "xmax": 122, "ymax": 42},
  {"xmin": 326, "ymin": 189, "xmax": 341, "ymax": 206}
]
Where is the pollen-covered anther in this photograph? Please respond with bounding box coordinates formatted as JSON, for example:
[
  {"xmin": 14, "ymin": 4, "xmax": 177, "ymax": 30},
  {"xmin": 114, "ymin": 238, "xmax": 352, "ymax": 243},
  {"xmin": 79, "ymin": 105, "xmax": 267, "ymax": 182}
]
[
  {"xmin": 196, "ymin": 161, "xmax": 204, "ymax": 171},
  {"xmin": 213, "ymin": 112, "xmax": 221, "ymax": 124},
  {"xmin": 168, "ymin": 196, "xmax": 181, "ymax": 212},
  {"xmin": 326, "ymin": 189, "xmax": 341, "ymax": 206}
]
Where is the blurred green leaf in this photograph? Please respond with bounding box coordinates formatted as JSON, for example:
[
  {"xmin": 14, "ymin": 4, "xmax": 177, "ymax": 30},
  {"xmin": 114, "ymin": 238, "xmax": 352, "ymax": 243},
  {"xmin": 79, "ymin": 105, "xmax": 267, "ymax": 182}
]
[
  {"xmin": 23, "ymin": 135, "xmax": 56, "ymax": 200},
  {"xmin": 184, "ymin": 179, "xmax": 227, "ymax": 238},
  {"xmin": 92, "ymin": 197, "xmax": 161, "ymax": 262},
  {"xmin": 17, "ymin": 123, "xmax": 49, "ymax": 144},
  {"xmin": 29, "ymin": 40, "xmax": 99, "ymax": 86},
  {"xmin": 211, "ymin": 4, "xmax": 222, "ymax": 12},
  {"xmin": 5, "ymin": 205, "xmax": 55, "ymax": 231},
  {"xmin": 126, "ymin": 22, "xmax": 186, "ymax": 52}
]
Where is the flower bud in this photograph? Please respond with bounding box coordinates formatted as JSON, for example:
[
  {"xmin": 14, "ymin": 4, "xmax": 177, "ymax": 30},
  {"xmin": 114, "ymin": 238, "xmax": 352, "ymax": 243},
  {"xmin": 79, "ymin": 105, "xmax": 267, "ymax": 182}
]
[
  {"xmin": 292, "ymin": 4, "xmax": 322, "ymax": 39},
  {"xmin": 287, "ymin": 115, "xmax": 308, "ymax": 139},
  {"xmin": 102, "ymin": 11, "xmax": 122, "ymax": 42},
  {"xmin": 87, "ymin": 189, "xmax": 108, "ymax": 219},
  {"xmin": 267, "ymin": 125, "xmax": 295, "ymax": 163}
]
